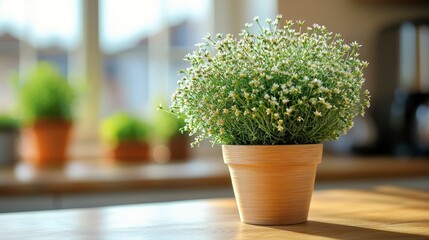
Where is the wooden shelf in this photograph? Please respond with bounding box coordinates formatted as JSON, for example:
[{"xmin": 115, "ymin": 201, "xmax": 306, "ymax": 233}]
[{"xmin": 0, "ymin": 155, "xmax": 428, "ymax": 196}]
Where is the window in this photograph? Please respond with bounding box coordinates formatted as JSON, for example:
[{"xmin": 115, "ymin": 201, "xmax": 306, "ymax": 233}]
[
  {"xmin": 100, "ymin": 0, "xmax": 213, "ymax": 117},
  {"xmin": 0, "ymin": 0, "xmax": 277, "ymax": 150},
  {"xmin": 0, "ymin": 0, "xmax": 80, "ymax": 111}
]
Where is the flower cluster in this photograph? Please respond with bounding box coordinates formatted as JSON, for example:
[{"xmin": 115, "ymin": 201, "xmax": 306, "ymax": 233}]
[{"xmin": 168, "ymin": 15, "xmax": 370, "ymax": 146}]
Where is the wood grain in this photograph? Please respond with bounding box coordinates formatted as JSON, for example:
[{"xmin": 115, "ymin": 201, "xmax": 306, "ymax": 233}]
[{"xmin": 0, "ymin": 186, "xmax": 428, "ymax": 239}]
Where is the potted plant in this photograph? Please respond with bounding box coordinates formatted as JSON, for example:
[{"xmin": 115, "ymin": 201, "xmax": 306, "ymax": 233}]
[
  {"xmin": 153, "ymin": 108, "xmax": 189, "ymax": 161},
  {"xmin": 100, "ymin": 113, "xmax": 151, "ymax": 161},
  {"xmin": 16, "ymin": 62, "xmax": 75, "ymax": 167},
  {"xmin": 0, "ymin": 114, "xmax": 19, "ymax": 166},
  {"xmin": 165, "ymin": 15, "xmax": 370, "ymax": 225}
]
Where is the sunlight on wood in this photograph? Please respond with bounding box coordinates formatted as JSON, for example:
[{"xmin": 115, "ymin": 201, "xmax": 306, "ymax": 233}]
[{"xmin": 0, "ymin": 186, "xmax": 428, "ymax": 239}]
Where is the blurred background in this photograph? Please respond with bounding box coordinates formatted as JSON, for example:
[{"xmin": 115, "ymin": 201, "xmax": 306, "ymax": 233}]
[{"xmin": 0, "ymin": 0, "xmax": 428, "ymax": 213}]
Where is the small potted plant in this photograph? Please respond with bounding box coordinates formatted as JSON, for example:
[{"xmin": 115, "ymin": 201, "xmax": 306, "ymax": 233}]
[
  {"xmin": 165, "ymin": 15, "xmax": 370, "ymax": 225},
  {"xmin": 16, "ymin": 62, "xmax": 75, "ymax": 167},
  {"xmin": 153, "ymin": 108, "xmax": 189, "ymax": 161},
  {"xmin": 100, "ymin": 113, "xmax": 151, "ymax": 161},
  {"xmin": 0, "ymin": 114, "xmax": 19, "ymax": 166}
]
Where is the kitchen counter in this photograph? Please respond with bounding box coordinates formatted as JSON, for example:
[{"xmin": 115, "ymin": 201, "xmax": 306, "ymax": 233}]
[
  {"xmin": 0, "ymin": 155, "xmax": 428, "ymax": 196},
  {"xmin": 0, "ymin": 155, "xmax": 428, "ymax": 212},
  {"xmin": 1, "ymin": 186, "xmax": 428, "ymax": 239}
]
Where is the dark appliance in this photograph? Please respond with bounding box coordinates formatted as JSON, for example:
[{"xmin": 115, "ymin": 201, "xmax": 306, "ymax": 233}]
[{"xmin": 374, "ymin": 19, "xmax": 429, "ymax": 156}]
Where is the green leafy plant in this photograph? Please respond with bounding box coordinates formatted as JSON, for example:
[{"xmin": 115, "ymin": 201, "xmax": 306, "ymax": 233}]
[
  {"xmin": 100, "ymin": 113, "xmax": 150, "ymax": 144},
  {"xmin": 0, "ymin": 114, "xmax": 19, "ymax": 131},
  {"xmin": 167, "ymin": 15, "xmax": 370, "ymax": 146},
  {"xmin": 15, "ymin": 62, "xmax": 75, "ymax": 124}
]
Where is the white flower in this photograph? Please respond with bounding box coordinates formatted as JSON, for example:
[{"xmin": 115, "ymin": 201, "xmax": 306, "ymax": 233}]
[
  {"xmin": 272, "ymin": 66, "xmax": 279, "ymax": 73},
  {"xmin": 325, "ymin": 103, "xmax": 332, "ymax": 109},
  {"xmin": 229, "ymin": 91, "xmax": 237, "ymax": 99},
  {"xmin": 314, "ymin": 111, "xmax": 322, "ymax": 117},
  {"xmin": 312, "ymin": 79, "xmax": 321, "ymax": 86},
  {"xmin": 272, "ymin": 83, "xmax": 279, "ymax": 91}
]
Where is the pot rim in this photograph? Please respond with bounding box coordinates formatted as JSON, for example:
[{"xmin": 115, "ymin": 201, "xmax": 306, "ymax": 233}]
[
  {"xmin": 222, "ymin": 143, "xmax": 322, "ymax": 147},
  {"xmin": 25, "ymin": 118, "xmax": 73, "ymax": 130},
  {"xmin": 222, "ymin": 144, "xmax": 323, "ymax": 166}
]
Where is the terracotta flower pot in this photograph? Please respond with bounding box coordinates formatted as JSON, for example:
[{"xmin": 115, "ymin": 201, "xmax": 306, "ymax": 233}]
[
  {"xmin": 168, "ymin": 135, "xmax": 189, "ymax": 161},
  {"xmin": 109, "ymin": 140, "xmax": 150, "ymax": 161},
  {"xmin": 22, "ymin": 119, "xmax": 72, "ymax": 168},
  {"xmin": 222, "ymin": 144, "xmax": 323, "ymax": 225}
]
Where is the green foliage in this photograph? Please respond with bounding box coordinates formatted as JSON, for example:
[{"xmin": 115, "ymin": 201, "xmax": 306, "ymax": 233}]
[
  {"xmin": 100, "ymin": 113, "xmax": 150, "ymax": 144},
  {"xmin": 153, "ymin": 108, "xmax": 186, "ymax": 142},
  {"xmin": 15, "ymin": 62, "xmax": 75, "ymax": 124},
  {"xmin": 169, "ymin": 15, "xmax": 370, "ymax": 146},
  {"xmin": 0, "ymin": 114, "xmax": 19, "ymax": 131}
]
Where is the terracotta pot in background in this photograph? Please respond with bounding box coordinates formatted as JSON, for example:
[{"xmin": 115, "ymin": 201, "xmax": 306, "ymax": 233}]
[
  {"xmin": 110, "ymin": 140, "xmax": 150, "ymax": 161},
  {"xmin": 222, "ymin": 144, "xmax": 323, "ymax": 225},
  {"xmin": 22, "ymin": 119, "xmax": 72, "ymax": 168},
  {"xmin": 168, "ymin": 135, "xmax": 189, "ymax": 161}
]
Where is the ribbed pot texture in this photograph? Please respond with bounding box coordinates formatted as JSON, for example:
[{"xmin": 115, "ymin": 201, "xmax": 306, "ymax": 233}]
[{"xmin": 222, "ymin": 144, "xmax": 323, "ymax": 225}]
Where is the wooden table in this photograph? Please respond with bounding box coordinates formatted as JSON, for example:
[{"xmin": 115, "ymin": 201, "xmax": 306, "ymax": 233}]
[{"xmin": 1, "ymin": 186, "xmax": 428, "ymax": 239}]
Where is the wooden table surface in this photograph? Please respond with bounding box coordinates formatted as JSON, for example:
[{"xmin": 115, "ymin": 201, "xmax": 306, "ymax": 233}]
[
  {"xmin": 0, "ymin": 186, "xmax": 428, "ymax": 239},
  {"xmin": 0, "ymin": 155, "xmax": 428, "ymax": 196}
]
